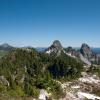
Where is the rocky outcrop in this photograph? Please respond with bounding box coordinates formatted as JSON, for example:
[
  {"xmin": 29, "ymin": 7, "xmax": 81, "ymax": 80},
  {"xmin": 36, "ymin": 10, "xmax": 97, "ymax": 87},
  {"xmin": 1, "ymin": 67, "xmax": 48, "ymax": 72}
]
[
  {"xmin": 45, "ymin": 41, "xmax": 100, "ymax": 65},
  {"xmin": 0, "ymin": 76, "xmax": 9, "ymax": 86},
  {"xmin": 79, "ymin": 53, "xmax": 91, "ymax": 66},
  {"xmin": 80, "ymin": 43, "xmax": 93, "ymax": 59},
  {"xmin": 39, "ymin": 89, "xmax": 50, "ymax": 100},
  {"xmin": 80, "ymin": 43, "xmax": 100, "ymax": 65},
  {"xmin": 95, "ymin": 54, "xmax": 100, "ymax": 64},
  {"xmin": 64, "ymin": 45, "xmax": 92, "ymax": 65},
  {"xmin": 45, "ymin": 40, "xmax": 63, "ymax": 55},
  {"xmin": 65, "ymin": 47, "xmax": 80, "ymax": 57}
]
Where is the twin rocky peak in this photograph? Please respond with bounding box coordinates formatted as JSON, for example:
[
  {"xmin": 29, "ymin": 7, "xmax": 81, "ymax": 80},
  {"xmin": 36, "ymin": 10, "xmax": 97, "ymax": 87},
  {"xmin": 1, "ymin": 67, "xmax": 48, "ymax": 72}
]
[{"xmin": 45, "ymin": 40, "xmax": 100, "ymax": 65}]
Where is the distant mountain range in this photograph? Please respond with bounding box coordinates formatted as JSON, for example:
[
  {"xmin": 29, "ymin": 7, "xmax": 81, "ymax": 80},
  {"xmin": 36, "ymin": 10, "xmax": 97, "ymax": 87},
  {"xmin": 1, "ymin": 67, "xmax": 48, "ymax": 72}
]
[
  {"xmin": 0, "ymin": 43, "xmax": 14, "ymax": 51},
  {"xmin": 0, "ymin": 43, "xmax": 100, "ymax": 54},
  {"xmin": 45, "ymin": 40, "xmax": 100, "ymax": 65},
  {"xmin": 92, "ymin": 48, "xmax": 100, "ymax": 54},
  {"xmin": 0, "ymin": 41, "xmax": 100, "ymax": 65},
  {"xmin": 36, "ymin": 47, "xmax": 100, "ymax": 54}
]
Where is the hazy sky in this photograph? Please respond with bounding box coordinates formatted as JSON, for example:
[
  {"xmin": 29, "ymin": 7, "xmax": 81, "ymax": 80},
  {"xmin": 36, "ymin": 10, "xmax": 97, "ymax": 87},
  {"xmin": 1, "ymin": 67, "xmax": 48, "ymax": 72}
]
[{"xmin": 0, "ymin": 0, "xmax": 100, "ymax": 47}]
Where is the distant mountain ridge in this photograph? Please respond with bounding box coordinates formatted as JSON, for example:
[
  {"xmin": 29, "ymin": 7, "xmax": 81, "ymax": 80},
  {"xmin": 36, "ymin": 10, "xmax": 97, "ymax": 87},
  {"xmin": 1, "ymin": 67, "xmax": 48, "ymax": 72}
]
[
  {"xmin": 45, "ymin": 40, "xmax": 100, "ymax": 65},
  {"xmin": 36, "ymin": 47, "xmax": 100, "ymax": 54},
  {"xmin": 92, "ymin": 48, "xmax": 100, "ymax": 54},
  {"xmin": 0, "ymin": 43, "xmax": 100, "ymax": 54},
  {"xmin": 0, "ymin": 41, "xmax": 100, "ymax": 65},
  {"xmin": 0, "ymin": 43, "xmax": 14, "ymax": 51},
  {"xmin": 0, "ymin": 43, "xmax": 15, "ymax": 58}
]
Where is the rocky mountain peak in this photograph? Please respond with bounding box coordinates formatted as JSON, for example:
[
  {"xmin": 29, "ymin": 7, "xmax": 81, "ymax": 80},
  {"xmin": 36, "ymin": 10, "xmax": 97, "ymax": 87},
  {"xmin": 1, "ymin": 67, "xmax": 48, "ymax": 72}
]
[
  {"xmin": 1, "ymin": 43, "xmax": 11, "ymax": 48},
  {"xmin": 80, "ymin": 43, "xmax": 92, "ymax": 59},
  {"xmin": 45, "ymin": 40, "xmax": 63, "ymax": 54},
  {"xmin": 81, "ymin": 43, "xmax": 91, "ymax": 51},
  {"xmin": 52, "ymin": 40, "xmax": 63, "ymax": 50},
  {"xmin": 0, "ymin": 43, "xmax": 14, "ymax": 51}
]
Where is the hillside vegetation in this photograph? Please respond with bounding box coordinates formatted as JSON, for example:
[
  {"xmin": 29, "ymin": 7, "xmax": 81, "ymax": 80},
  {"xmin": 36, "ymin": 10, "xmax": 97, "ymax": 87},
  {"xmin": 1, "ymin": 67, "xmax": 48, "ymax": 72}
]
[{"xmin": 0, "ymin": 48, "xmax": 83, "ymax": 99}]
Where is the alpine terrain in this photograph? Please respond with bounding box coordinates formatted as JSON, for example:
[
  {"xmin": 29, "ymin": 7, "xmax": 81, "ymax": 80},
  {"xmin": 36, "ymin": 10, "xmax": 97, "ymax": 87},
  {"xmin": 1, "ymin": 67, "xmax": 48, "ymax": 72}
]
[{"xmin": 0, "ymin": 40, "xmax": 100, "ymax": 100}]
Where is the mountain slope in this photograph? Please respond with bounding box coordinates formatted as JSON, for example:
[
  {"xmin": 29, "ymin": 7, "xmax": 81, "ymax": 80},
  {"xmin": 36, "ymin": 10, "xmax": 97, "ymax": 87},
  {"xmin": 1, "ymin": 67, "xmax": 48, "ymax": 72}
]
[
  {"xmin": 0, "ymin": 46, "xmax": 83, "ymax": 99},
  {"xmin": 80, "ymin": 43, "xmax": 100, "ymax": 65},
  {"xmin": 0, "ymin": 43, "xmax": 14, "ymax": 51},
  {"xmin": 0, "ymin": 43, "xmax": 15, "ymax": 59}
]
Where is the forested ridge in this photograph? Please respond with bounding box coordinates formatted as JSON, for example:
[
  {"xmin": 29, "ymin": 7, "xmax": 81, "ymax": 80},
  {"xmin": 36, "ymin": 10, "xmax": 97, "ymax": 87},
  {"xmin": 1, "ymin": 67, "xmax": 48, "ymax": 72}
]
[{"xmin": 0, "ymin": 48, "xmax": 83, "ymax": 99}]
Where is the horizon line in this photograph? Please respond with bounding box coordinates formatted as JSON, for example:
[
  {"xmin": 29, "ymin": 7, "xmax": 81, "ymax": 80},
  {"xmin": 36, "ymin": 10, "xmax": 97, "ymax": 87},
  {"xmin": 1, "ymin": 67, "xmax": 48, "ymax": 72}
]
[{"xmin": 0, "ymin": 43, "xmax": 100, "ymax": 48}]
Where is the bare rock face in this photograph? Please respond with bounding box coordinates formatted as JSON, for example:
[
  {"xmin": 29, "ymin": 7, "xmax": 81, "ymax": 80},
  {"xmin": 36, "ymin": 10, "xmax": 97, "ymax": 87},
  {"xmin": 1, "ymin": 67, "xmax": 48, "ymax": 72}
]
[
  {"xmin": 65, "ymin": 47, "xmax": 80, "ymax": 57},
  {"xmin": 52, "ymin": 40, "xmax": 63, "ymax": 50},
  {"xmin": 80, "ymin": 43, "xmax": 93, "ymax": 59},
  {"xmin": 45, "ymin": 40, "xmax": 63, "ymax": 55},
  {"xmin": 45, "ymin": 41, "xmax": 100, "ymax": 65},
  {"xmin": 80, "ymin": 43, "xmax": 98, "ymax": 61},
  {"xmin": 80, "ymin": 43, "xmax": 100, "ymax": 65},
  {"xmin": 79, "ymin": 53, "xmax": 91, "ymax": 66},
  {"xmin": 0, "ymin": 76, "xmax": 9, "ymax": 86}
]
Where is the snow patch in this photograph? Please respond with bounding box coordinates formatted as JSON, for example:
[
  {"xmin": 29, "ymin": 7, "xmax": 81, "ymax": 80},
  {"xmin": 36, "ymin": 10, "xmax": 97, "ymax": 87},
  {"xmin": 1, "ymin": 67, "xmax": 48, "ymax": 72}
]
[
  {"xmin": 46, "ymin": 49, "xmax": 51, "ymax": 54},
  {"xmin": 46, "ymin": 48, "xmax": 55, "ymax": 54},
  {"xmin": 63, "ymin": 50, "xmax": 76, "ymax": 58}
]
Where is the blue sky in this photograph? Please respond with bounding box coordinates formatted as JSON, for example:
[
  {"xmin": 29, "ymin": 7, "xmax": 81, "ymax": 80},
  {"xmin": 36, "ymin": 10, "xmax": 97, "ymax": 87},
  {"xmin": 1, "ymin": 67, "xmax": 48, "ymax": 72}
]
[{"xmin": 0, "ymin": 0, "xmax": 100, "ymax": 47}]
